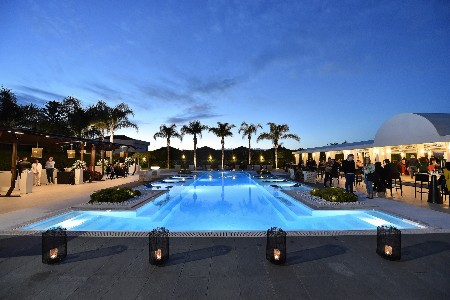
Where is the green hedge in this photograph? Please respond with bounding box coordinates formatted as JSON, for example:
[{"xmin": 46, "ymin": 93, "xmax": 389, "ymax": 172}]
[
  {"xmin": 89, "ymin": 187, "xmax": 141, "ymax": 203},
  {"xmin": 310, "ymin": 187, "xmax": 358, "ymax": 202}
]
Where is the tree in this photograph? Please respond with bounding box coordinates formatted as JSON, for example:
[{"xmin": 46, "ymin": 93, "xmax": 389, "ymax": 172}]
[
  {"xmin": 209, "ymin": 122, "xmax": 235, "ymax": 170},
  {"xmin": 106, "ymin": 102, "xmax": 138, "ymax": 144},
  {"xmin": 257, "ymin": 122, "xmax": 300, "ymax": 169},
  {"xmin": 86, "ymin": 100, "xmax": 110, "ymax": 141},
  {"xmin": 40, "ymin": 100, "xmax": 67, "ymax": 134},
  {"xmin": 180, "ymin": 120, "xmax": 209, "ymax": 170},
  {"xmin": 153, "ymin": 124, "xmax": 182, "ymax": 169},
  {"xmin": 17, "ymin": 103, "xmax": 43, "ymax": 130},
  {"xmin": 61, "ymin": 96, "xmax": 90, "ymax": 138},
  {"xmin": 0, "ymin": 87, "xmax": 20, "ymax": 127},
  {"xmin": 238, "ymin": 122, "xmax": 262, "ymax": 164}
]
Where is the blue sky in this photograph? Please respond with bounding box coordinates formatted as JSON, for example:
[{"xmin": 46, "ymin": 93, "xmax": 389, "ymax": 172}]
[{"xmin": 1, "ymin": 0, "xmax": 449, "ymax": 151}]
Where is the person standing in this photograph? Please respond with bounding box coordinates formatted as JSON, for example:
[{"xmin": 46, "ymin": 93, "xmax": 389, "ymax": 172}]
[
  {"xmin": 31, "ymin": 159, "xmax": 42, "ymax": 186},
  {"xmin": 324, "ymin": 157, "xmax": 333, "ymax": 187},
  {"xmin": 363, "ymin": 157, "xmax": 375, "ymax": 199},
  {"xmin": 443, "ymin": 162, "xmax": 450, "ymax": 193},
  {"xmin": 45, "ymin": 157, "xmax": 55, "ymax": 184},
  {"xmin": 331, "ymin": 159, "xmax": 340, "ymax": 187},
  {"xmin": 407, "ymin": 155, "xmax": 419, "ymax": 178},
  {"xmin": 342, "ymin": 154, "xmax": 356, "ymax": 193}
]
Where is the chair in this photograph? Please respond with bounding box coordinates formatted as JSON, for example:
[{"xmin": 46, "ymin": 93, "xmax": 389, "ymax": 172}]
[
  {"xmin": 354, "ymin": 169, "xmax": 363, "ymax": 186},
  {"xmin": 440, "ymin": 181, "xmax": 449, "ymax": 204},
  {"xmin": 317, "ymin": 166, "xmax": 325, "ymax": 179},
  {"xmin": 414, "ymin": 173, "xmax": 429, "ymax": 200},
  {"xmin": 387, "ymin": 173, "xmax": 402, "ymax": 197}
]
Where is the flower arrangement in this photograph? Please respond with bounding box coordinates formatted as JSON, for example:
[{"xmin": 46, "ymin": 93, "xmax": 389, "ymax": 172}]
[
  {"xmin": 124, "ymin": 157, "xmax": 135, "ymax": 165},
  {"xmin": 96, "ymin": 159, "xmax": 110, "ymax": 166},
  {"xmin": 72, "ymin": 160, "xmax": 86, "ymax": 169}
]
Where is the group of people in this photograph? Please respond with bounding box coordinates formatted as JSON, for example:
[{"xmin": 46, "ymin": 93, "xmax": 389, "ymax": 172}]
[
  {"xmin": 310, "ymin": 154, "xmax": 450, "ymax": 199},
  {"xmin": 105, "ymin": 163, "xmax": 129, "ymax": 179},
  {"xmin": 16, "ymin": 157, "xmax": 55, "ymax": 186},
  {"xmin": 402, "ymin": 155, "xmax": 443, "ymax": 178}
]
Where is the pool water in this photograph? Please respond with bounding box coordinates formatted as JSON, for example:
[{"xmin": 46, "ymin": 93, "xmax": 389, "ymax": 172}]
[{"xmin": 22, "ymin": 172, "xmax": 424, "ymax": 231}]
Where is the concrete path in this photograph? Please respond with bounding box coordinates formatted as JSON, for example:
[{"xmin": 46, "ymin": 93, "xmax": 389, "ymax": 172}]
[{"xmin": 0, "ymin": 175, "xmax": 140, "ymax": 231}]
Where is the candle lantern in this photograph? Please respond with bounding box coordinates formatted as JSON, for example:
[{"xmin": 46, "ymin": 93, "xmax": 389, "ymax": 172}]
[
  {"xmin": 67, "ymin": 150, "xmax": 76, "ymax": 158},
  {"xmin": 266, "ymin": 227, "xmax": 286, "ymax": 264},
  {"xmin": 376, "ymin": 225, "xmax": 401, "ymax": 260},
  {"xmin": 120, "ymin": 151, "xmax": 125, "ymax": 158},
  {"xmin": 42, "ymin": 227, "xmax": 67, "ymax": 264},
  {"xmin": 31, "ymin": 148, "xmax": 43, "ymax": 158},
  {"xmin": 106, "ymin": 150, "xmax": 112, "ymax": 158},
  {"xmin": 149, "ymin": 227, "xmax": 169, "ymax": 265}
]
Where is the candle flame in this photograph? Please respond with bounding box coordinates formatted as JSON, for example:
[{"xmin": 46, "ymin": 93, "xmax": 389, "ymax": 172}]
[
  {"xmin": 384, "ymin": 245, "xmax": 392, "ymax": 256},
  {"xmin": 155, "ymin": 249, "xmax": 162, "ymax": 260},
  {"xmin": 273, "ymin": 248, "xmax": 281, "ymax": 261},
  {"xmin": 49, "ymin": 248, "xmax": 58, "ymax": 259}
]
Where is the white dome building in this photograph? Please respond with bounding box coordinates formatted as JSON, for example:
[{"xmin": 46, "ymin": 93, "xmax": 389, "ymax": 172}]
[{"xmin": 294, "ymin": 113, "xmax": 450, "ymax": 164}]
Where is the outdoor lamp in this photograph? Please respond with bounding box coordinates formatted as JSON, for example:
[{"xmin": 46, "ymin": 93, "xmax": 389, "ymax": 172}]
[
  {"xmin": 42, "ymin": 227, "xmax": 67, "ymax": 264},
  {"xmin": 67, "ymin": 150, "xmax": 76, "ymax": 158},
  {"xmin": 266, "ymin": 227, "xmax": 286, "ymax": 264},
  {"xmin": 376, "ymin": 225, "xmax": 401, "ymax": 261},
  {"xmin": 149, "ymin": 227, "xmax": 169, "ymax": 265}
]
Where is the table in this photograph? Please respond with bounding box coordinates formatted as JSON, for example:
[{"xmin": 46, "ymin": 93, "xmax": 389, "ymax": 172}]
[{"xmin": 57, "ymin": 172, "xmax": 74, "ymax": 184}]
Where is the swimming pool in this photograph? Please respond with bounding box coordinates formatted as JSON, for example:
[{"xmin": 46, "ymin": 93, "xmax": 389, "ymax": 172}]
[{"xmin": 22, "ymin": 171, "xmax": 424, "ymax": 231}]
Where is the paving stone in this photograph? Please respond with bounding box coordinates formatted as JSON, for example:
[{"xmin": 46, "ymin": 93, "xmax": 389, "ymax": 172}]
[
  {"xmin": 102, "ymin": 276, "xmax": 148, "ymax": 300},
  {"xmin": 66, "ymin": 275, "xmax": 119, "ymax": 300}
]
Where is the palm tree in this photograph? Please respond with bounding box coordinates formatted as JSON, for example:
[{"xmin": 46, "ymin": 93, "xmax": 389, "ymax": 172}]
[
  {"xmin": 238, "ymin": 122, "xmax": 262, "ymax": 164},
  {"xmin": 86, "ymin": 100, "xmax": 110, "ymax": 140},
  {"xmin": 153, "ymin": 124, "xmax": 182, "ymax": 169},
  {"xmin": 257, "ymin": 122, "xmax": 300, "ymax": 169},
  {"xmin": 106, "ymin": 103, "xmax": 138, "ymax": 144},
  {"xmin": 209, "ymin": 122, "xmax": 235, "ymax": 170},
  {"xmin": 181, "ymin": 120, "xmax": 209, "ymax": 170}
]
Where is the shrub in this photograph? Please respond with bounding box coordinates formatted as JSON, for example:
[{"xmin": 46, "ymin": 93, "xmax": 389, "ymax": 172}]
[
  {"xmin": 310, "ymin": 187, "xmax": 358, "ymax": 202},
  {"xmin": 257, "ymin": 169, "xmax": 271, "ymax": 175},
  {"xmin": 179, "ymin": 169, "xmax": 192, "ymax": 174},
  {"xmin": 89, "ymin": 187, "xmax": 141, "ymax": 203}
]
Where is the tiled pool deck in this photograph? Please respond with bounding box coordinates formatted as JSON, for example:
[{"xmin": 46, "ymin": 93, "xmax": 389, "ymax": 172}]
[
  {"xmin": 0, "ymin": 171, "xmax": 449, "ymax": 298},
  {"xmin": 0, "ymin": 235, "xmax": 449, "ymax": 299}
]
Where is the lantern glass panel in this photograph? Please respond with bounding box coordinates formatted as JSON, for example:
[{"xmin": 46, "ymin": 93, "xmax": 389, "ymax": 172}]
[
  {"xmin": 42, "ymin": 227, "xmax": 67, "ymax": 264},
  {"xmin": 31, "ymin": 148, "xmax": 43, "ymax": 158},
  {"xmin": 376, "ymin": 225, "xmax": 401, "ymax": 260},
  {"xmin": 149, "ymin": 227, "xmax": 169, "ymax": 265},
  {"xmin": 67, "ymin": 150, "xmax": 76, "ymax": 158},
  {"xmin": 266, "ymin": 227, "xmax": 286, "ymax": 264}
]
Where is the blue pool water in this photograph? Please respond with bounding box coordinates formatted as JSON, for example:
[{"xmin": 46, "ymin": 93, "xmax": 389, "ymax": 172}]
[{"xmin": 22, "ymin": 172, "xmax": 424, "ymax": 231}]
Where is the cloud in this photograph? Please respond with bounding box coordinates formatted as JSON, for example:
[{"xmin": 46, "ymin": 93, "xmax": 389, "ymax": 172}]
[
  {"xmin": 14, "ymin": 85, "xmax": 66, "ymax": 100},
  {"xmin": 187, "ymin": 77, "xmax": 239, "ymax": 94},
  {"xmin": 166, "ymin": 103, "xmax": 221, "ymax": 124},
  {"xmin": 12, "ymin": 85, "xmax": 66, "ymax": 106}
]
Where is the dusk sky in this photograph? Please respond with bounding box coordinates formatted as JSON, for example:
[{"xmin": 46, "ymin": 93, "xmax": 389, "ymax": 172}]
[{"xmin": 1, "ymin": 0, "xmax": 449, "ymax": 151}]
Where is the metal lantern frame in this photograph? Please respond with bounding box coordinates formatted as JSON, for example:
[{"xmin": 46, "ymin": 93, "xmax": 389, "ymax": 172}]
[
  {"xmin": 376, "ymin": 225, "xmax": 401, "ymax": 261},
  {"xmin": 42, "ymin": 227, "xmax": 67, "ymax": 264},
  {"xmin": 149, "ymin": 227, "xmax": 169, "ymax": 265},
  {"xmin": 266, "ymin": 227, "xmax": 286, "ymax": 264}
]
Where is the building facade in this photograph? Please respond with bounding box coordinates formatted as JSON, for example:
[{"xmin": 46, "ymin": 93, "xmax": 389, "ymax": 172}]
[
  {"xmin": 294, "ymin": 113, "xmax": 450, "ymax": 164},
  {"xmin": 105, "ymin": 135, "xmax": 150, "ymax": 153}
]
